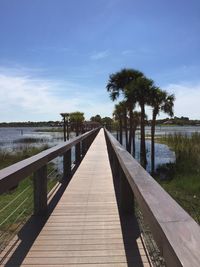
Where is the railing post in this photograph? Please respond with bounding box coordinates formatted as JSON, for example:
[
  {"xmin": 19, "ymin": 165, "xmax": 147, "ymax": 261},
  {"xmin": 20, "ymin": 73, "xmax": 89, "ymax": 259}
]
[
  {"xmin": 33, "ymin": 165, "xmax": 47, "ymax": 215},
  {"xmin": 75, "ymin": 142, "xmax": 81, "ymax": 164},
  {"xmin": 119, "ymin": 168, "xmax": 134, "ymax": 215},
  {"xmin": 82, "ymin": 139, "xmax": 87, "ymax": 156},
  {"xmin": 63, "ymin": 149, "xmax": 71, "ymax": 180}
]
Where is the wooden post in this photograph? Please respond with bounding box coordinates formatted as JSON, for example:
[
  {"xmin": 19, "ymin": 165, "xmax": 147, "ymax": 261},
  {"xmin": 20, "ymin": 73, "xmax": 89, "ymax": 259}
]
[
  {"xmin": 63, "ymin": 116, "xmax": 66, "ymax": 141},
  {"xmin": 75, "ymin": 143, "xmax": 81, "ymax": 164},
  {"xmin": 33, "ymin": 165, "xmax": 48, "ymax": 215},
  {"xmin": 82, "ymin": 140, "xmax": 87, "ymax": 156},
  {"xmin": 63, "ymin": 149, "xmax": 71, "ymax": 180},
  {"xmin": 66, "ymin": 118, "xmax": 69, "ymax": 140},
  {"xmin": 119, "ymin": 168, "xmax": 134, "ymax": 215}
]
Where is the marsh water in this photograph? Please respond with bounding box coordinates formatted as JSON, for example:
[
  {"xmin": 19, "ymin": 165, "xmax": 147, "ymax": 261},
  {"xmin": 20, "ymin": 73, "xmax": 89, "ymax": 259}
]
[{"xmin": 1, "ymin": 126, "xmax": 200, "ymax": 172}]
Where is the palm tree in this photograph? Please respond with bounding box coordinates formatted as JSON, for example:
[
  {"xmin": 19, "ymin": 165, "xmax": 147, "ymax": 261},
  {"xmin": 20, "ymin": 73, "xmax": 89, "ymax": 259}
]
[
  {"xmin": 125, "ymin": 76, "xmax": 154, "ymax": 168},
  {"xmin": 132, "ymin": 111, "xmax": 141, "ymax": 157},
  {"xmin": 113, "ymin": 104, "xmax": 123, "ymax": 144},
  {"xmin": 107, "ymin": 68, "xmax": 144, "ymax": 150},
  {"xmin": 119, "ymin": 101, "xmax": 129, "ymax": 149},
  {"xmin": 70, "ymin": 112, "xmax": 85, "ymax": 136},
  {"xmin": 150, "ymin": 87, "xmax": 175, "ymax": 173},
  {"xmin": 113, "ymin": 101, "xmax": 128, "ymax": 145},
  {"xmin": 60, "ymin": 113, "xmax": 70, "ymax": 141}
]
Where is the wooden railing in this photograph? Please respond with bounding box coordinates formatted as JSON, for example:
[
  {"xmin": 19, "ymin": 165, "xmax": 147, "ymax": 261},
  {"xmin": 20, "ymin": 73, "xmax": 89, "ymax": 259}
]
[
  {"xmin": 105, "ymin": 129, "xmax": 200, "ymax": 267},
  {"xmin": 0, "ymin": 128, "xmax": 100, "ymax": 215}
]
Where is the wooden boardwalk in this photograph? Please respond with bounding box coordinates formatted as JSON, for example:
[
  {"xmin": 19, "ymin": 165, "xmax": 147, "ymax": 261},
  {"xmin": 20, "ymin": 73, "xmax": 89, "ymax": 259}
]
[{"xmin": 0, "ymin": 129, "xmax": 151, "ymax": 266}]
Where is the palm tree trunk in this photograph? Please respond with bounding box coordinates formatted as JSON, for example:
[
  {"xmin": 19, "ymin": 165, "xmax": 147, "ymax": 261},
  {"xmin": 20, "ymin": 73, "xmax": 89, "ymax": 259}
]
[
  {"xmin": 123, "ymin": 112, "xmax": 128, "ymax": 150},
  {"xmin": 119, "ymin": 118, "xmax": 123, "ymax": 144},
  {"xmin": 76, "ymin": 122, "xmax": 78, "ymax": 136},
  {"xmin": 151, "ymin": 111, "xmax": 157, "ymax": 174},
  {"xmin": 140, "ymin": 103, "xmax": 147, "ymax": 168},
  {"xmin": 132, "ymin": 126, "xmax": 136, "ymax": 157},
  {"xmin": 63, "ymin": 117, "xmax": 66, "ymax": 141},
  {"xmin": 128, "ymin": 110, "xmax": 133, "ymax": 153},
  {"xmin": 116, "ymin": 129, "xmax": 119, "ymax": 141}
]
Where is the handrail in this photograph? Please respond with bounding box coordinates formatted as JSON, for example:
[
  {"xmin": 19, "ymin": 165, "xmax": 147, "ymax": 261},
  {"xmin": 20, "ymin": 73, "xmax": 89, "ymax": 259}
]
[
  {"xmin": 0, "ymin": 128, "xmax": 100, "ymax": 214},
  {"xmin": 105, "ymin": 128, "xmax": 200, "ymax": 267}
]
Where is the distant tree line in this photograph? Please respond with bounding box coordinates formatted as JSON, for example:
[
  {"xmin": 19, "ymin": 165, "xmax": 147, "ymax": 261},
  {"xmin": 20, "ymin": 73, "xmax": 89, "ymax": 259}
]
[{"xmin": 0, "ymin": 121, "xmax": 62, "ymax": 127}]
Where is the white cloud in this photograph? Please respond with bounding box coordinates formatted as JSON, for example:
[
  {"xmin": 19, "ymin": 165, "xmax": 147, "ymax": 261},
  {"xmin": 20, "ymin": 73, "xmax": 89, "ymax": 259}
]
[
  {"xmin": 90, "ymin": 50, "xmax": 109, "ymax": 60},
  {"xmin": 163, "ymin": 82, "xmax": 200, "ymax": 119},
  {"xmin": 0, "ymin": 68, "xmax": 113, "ymax": 122}
]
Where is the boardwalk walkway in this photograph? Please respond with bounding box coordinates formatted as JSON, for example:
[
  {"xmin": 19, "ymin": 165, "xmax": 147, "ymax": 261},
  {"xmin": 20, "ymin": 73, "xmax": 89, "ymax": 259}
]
[{"xmin": 1, "ymin": 129, "xmax": 151, "ymax": 266}]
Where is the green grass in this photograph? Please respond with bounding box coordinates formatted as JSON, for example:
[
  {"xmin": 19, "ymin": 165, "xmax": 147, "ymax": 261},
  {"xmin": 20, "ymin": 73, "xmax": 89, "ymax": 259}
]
[
  {"xmin": 13, "ymin": 137, "xmax": 48, "ymax": 143},
  {"xmin": 0, "ymin": 145, "xmax": 60, "ymax": 250},
  {"xmin": 35, "ymin": 128, "xmax": 63, "ymax": 132},
  {"xmin": 0, "ymin": 144, "xmax": 49, "ymax": 170},
  {"xmin": 156, "ymin": 133, "xmax": 200, "ymax": 223}
]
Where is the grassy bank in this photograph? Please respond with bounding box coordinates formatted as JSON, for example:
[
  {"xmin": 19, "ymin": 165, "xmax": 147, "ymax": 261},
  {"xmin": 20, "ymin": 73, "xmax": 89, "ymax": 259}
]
[
  {"xmin": 0, "ymin": 144, "xmax": 60, "ymax": 250},
  {"xmin": 156, "ymin": 133, "xmax": 200, "ymax": 223},
  {"xmin": 35, "ymin": 127, "xmax": 63, "ymax": 132},
  {"xmin": 0, "ymin": 144, "xmax": 49, "ymax": 170}
]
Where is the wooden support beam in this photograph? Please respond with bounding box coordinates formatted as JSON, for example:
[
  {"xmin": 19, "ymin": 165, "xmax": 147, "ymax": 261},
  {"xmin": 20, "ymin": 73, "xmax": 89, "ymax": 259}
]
[
  {"xmin": 75, "ymin": 143, "xmax": 81, "ymax": 164},
  {"xmin": 63, "ymin": 149, "xmax": 71, "ymax": 180},
  {"xmin": 33, "ymin": 165, "xmax": 47, "ymax": 215}
]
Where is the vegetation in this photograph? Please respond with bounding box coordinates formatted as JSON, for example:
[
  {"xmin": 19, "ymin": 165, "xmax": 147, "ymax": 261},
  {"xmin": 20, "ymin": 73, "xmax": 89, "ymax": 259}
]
[
  {"xmin": 69, "ymin": 111, "xmax": 85, "ymax": 136},
  {"xmin": 156, "ymin": 133, "xmax": 200, "ymax": 223},
  {"xmin": 153, "ymin": 116, "xmax": 200, "ymax": 126},
  {"xmin": 106, "ymin": 68, "xmax": 174, "ymax": 170},
  {"xmin": 149, "ymin": 88, "xmax": 175, "ymax": 173},
  {"xmin": 0, "ymin": 144, "xmax": 59, "ymax": 250},
  {"xmin": 0, "ymin": 145, "xmax": 49, "ymax": 170}
]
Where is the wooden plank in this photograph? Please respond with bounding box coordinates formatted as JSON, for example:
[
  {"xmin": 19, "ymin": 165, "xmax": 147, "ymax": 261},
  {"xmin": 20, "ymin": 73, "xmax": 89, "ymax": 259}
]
[
  {"xmin": 0, "ymin": 128, "xmax": 99, "ymax": 194},
  {"xmin": 0, "ymin": 129, "xmax": 151, "ymax": 267},
  {"xmin": 105, "ymin": 128, "xmax": 200, "ymax": 267}
]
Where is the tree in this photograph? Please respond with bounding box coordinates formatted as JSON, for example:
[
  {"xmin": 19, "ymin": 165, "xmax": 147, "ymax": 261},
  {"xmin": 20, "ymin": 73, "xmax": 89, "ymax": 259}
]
[
  {"xmin": 70, "ymin": 112, "xmax": 85, "ymax": 136},
  {"xmin": 90, "ymin": 114, "xmax": 102, "ymax": 124},
  {"xmin": 113, "ymin": 103, "xmax": 124, "ymax": 144},
  {"xmin": 101, "ymin": 117, "xmax": 113, "ymax": 130},
  {"xmin": 132, "ymin": 111, "xmax": 141, "ymax": 157},
  {"xmin": 125, "ymin": 76, "xmax": 154, "ymax": 168},
  {"xmin": 107, "ymin": 68, "xmax": 144, "ymax": 150},
  {"xmin": 60, "ymin": 113, "xmax": 70, "ymax": 141},
  {"xmin": 149, "ymin": 87, "xmax": 175, "ymax": 173}
]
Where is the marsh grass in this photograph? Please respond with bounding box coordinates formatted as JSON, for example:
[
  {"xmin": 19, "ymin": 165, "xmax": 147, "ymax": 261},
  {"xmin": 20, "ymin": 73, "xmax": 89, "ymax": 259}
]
[
  {"xmin": 0, "ymin": 145, "xmax": 59, "ymax": 250},
  {"xmin": 0, "ymin": 144, "xmax": 49, "ymax": 170},
  {"xmin": 13, "ymin": 137, "xmax": 48, "ymax": 144},
  {"xmin": 35, "ymin": 128, "xmax": 63, "ymax": 133},
  {"xmin": 157, "ymin": 133, "xmax": 200, "ymax": 223}
]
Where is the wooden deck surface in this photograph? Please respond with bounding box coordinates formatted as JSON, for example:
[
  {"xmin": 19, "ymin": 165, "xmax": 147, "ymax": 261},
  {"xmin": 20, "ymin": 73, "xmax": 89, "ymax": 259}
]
[{"xmin": 0, "ymin": 129, "xmax": 151, "ymax": 266}]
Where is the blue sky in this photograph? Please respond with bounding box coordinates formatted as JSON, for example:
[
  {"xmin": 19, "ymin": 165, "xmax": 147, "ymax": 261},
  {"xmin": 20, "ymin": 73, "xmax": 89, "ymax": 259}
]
[{"xmin": 0, "ymin": 0, "xmax": 200, "ymax": 121}]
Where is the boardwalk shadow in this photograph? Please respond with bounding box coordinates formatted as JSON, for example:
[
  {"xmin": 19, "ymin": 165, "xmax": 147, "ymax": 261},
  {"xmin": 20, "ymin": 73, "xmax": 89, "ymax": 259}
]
[
  {"xmin": 1, "ymin": 154, "xmax": 86, "ymax": 266},
  {"xmin": 1, "ymin": 179, "xmax": 70, "ymax": 267}
]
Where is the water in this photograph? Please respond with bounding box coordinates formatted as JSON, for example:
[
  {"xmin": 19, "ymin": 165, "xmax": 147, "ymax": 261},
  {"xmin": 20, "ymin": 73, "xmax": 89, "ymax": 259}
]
[
  {"xmin": 1, "ymin": 126, "xmax": 200, "ymax": 172},
  {"xmin": 113, "ymin": 125, "xmax": 200, "ymax": 172},
  {"xmin": 0, "ymin": 127, "xmax": 64, "ymax": 151},
  {"xmin": 0, "ymin": 127, "xmax": 76, "ymax": 173}
]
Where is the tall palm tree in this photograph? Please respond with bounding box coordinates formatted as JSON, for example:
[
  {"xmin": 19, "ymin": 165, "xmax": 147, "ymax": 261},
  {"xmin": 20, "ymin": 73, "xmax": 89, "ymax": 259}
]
[
  {"xmin": 150, "ymin": 87, "xmax": 175, "ymax": 173},
  {"xmin": 107, "ymin": 68, "xmax": 144, "ymax": 150},
  {"xmin": 125, "ymin": 76, "xmax": 154, "ymax": 168}
]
